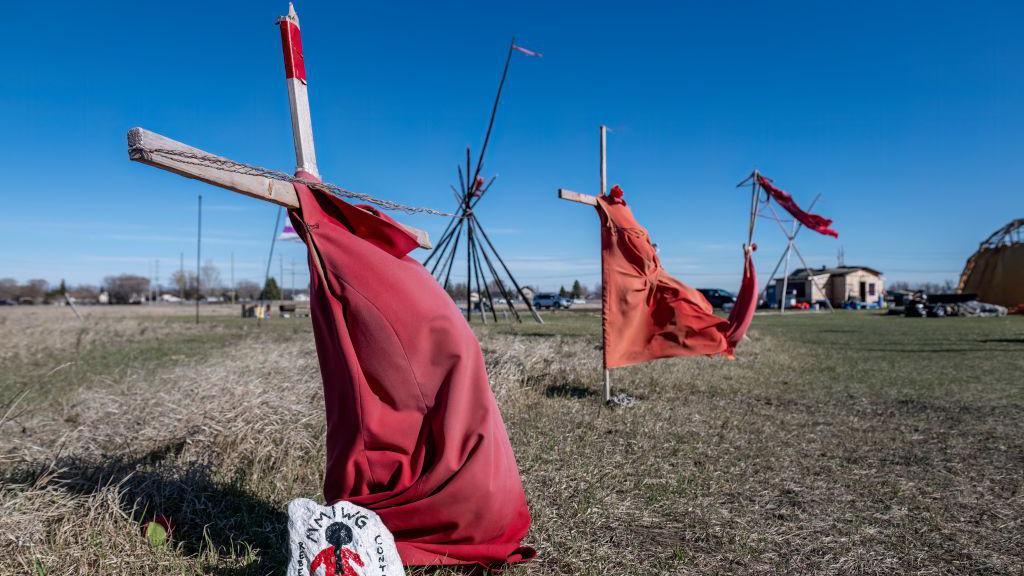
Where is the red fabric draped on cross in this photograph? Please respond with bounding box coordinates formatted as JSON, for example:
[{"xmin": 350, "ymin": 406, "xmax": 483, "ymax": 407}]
[
  {"xmin": 755, "ymin": 174, "xmax": 838, "ymax": 238},
  {"xmin": 287, "ymin": 173, "xmax": 534, "ymax": 567},
  {"xmin": 597, "ymin": 185, "xmax": 756, "ymax": 367}
]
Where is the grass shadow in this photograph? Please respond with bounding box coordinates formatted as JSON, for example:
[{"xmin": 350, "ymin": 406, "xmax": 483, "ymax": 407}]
[
  {"xmin": 544, "ymin": 384, "xmax": 596, "ymax": 399},
  {"xmin": 977, "ymin": 337, "xmax": 1024, "ymax": 345},
  {"xmin": 3, "ymin": 440, "xmax": 288, "ymax": 574}
]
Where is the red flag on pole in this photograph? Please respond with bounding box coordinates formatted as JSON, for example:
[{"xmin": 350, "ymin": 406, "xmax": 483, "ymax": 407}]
[
  {"xmin": 755, "ymin": 174, "xmax": 838, "ymax": 238},
  {"xmin": 597, "ymin": 186, "xmax": 756, "ymax": 367}
]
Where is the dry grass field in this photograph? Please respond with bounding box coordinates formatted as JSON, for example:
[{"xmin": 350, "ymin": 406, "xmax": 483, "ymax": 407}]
[{"xmin": 1, "ymin": 305, "xmax": 1022, "ymax": 575}]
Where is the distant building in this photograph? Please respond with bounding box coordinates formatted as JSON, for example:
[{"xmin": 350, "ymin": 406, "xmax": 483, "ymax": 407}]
[{"xmin": 775, "ymin": 266, "xmax": 884, "ymax": 307}]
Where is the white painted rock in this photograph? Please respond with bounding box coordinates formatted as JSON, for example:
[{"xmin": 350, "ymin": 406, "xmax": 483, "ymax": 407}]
[{"xmin": 287, "ymin": 498, "xmax": 403, "ymax": 576}]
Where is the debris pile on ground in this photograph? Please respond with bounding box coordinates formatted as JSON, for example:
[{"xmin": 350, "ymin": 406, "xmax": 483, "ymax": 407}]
[{"xmin": 903, "ymin": 292, "xmax": 1008, "ymax": 318}]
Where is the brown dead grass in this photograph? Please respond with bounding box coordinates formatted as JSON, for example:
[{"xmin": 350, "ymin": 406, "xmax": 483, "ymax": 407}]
[{"xmin": 1, "ymin": 306, "xmax": 1022, "ymax": 575}]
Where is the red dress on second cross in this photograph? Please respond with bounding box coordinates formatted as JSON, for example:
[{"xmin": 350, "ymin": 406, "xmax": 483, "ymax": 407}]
[
  {"xmin": 288, "ymin": 174, "xmax": 534, "ymax": 567},
  {"xmin": 596, "ymin": 185, "xmax": 757, "ymax": 367}
]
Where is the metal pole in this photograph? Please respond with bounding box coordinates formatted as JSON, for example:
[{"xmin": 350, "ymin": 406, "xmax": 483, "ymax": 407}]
[
  {"xmin": 179, "ymin": 252, "xmax": 184, "ymax": 300},
  {"xmin": 764, "ymin": 196, "xmax": 829, "ymax": 312},
  {"xmin": 196, "ymin": 193, "xmax": 202, "ymax": 324},
  {"xmin": 264, "ymin": 207, "xmax": 282, "ymax": 304},
  {"xmin": 757, "ymin": 248, "xmax": 791, "ymax": 310},
  {"xmin": 788, "ymin": 242, "xmax": 836, "ymax": 312},
  {"xmin": 599, "ymin": 125, "xmax": 610, "ymax": 402},
  {"xmin": 778, "ymin": 241, "xmax": 793, "ymax": 313}
]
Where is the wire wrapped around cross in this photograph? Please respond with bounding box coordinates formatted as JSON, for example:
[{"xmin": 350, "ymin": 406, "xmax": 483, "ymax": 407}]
[{"xmin": 127, "ymin": 129, "xmax": 451, "ymax": 217}]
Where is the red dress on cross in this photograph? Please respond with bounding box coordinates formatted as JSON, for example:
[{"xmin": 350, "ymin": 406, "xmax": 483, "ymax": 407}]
[{"xmin": 288, "ymin": 174, "xmax": 534, "ymax": 567}]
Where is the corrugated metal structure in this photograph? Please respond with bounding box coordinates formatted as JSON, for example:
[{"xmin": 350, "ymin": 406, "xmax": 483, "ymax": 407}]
[{"xmin": 958, "ymin": 219, "xmax": 1024, "ymax": 308}]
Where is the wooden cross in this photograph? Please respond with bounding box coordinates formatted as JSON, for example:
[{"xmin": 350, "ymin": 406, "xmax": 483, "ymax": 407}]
[
  {"xmin": 127, "ymin": 3, "xmax": 431, "ymax": 249},
  {"xmin": 557, "ymin": 125, "xmax": 611, "ymax": 402}
]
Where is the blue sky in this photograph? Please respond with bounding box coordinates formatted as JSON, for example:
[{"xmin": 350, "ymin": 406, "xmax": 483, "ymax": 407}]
[{"xmin": 2, "ymin": 1, "xmax": 1021, "ymax": 292}]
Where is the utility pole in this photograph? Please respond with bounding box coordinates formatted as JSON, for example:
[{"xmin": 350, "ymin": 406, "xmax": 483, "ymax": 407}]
[
  {"xmin": 196, "ymin": 193, "xmax": 202, "ymax": 324},
  {"xmin": 179, "ymin": 252, "xmax": 185, "ymax": 300},
  {"xmin": 231, "ymin": 252, "xmax": 236, "ymax": 303}
]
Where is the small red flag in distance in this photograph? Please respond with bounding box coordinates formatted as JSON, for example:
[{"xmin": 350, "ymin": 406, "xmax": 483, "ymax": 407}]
[{"xmin": 512, "ymin": 44, "xmax": 543, "ymax": 58}]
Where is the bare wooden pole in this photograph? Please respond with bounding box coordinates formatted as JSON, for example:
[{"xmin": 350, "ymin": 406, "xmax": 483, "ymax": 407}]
[
  {"xmin": 555, "ymin": 126, "xmax": 613, "ymax": 400},
  {"xmin": 599, "ymin": 125, "xmax": 610, "ymax": 403},
  {"xmin": 470, "ymin": 38, "xmax": 516, "ymax": 188},
  {"xmin": 429, "ymin": 217, "xmax": 464, "ymax": 276},
  {"xmin": 441, "ymin": 222, "xmax": 464, "ymax": 291},
  {"xmin": 465, "ymin": 223, "xmax": 472, "ymax": 321},
  {"xmin": 473, "ymin": 239, "xmax": 499, "ymax": 322},
  {"xmin": 475, "ymin": 229, "xmax": 523, "ymax": 322},
  {"xmin": 278, "ymin": 3, "xmax": 319, "ymax": 177},
  {"xmin": 468, "ymin": 222, "xmax": 487, "ymax": 324},
  {"xmin": 600, "ymin": 125, "xmax": 607, "ymax": 196},
  {"xmin": 747, "ymin": 170, "xmax": 760, "ymax": 247},
  {"xmin": 465, "ymin": 149, "xmax": 473, "ymax": 321}
]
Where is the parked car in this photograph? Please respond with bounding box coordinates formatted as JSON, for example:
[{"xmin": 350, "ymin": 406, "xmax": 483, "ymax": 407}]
[
  {"xmin": 697, "ymin": 288, "xmax": 736, "ymax": 309},
  {"xmin": 533, "ymin": 293, "xmax": 572, "ymax": 309}
]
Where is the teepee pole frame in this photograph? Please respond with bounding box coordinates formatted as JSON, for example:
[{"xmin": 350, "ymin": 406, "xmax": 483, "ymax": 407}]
[{"xmin": 426, "ymin": 38, "xmax": 542, "ymax": 324}]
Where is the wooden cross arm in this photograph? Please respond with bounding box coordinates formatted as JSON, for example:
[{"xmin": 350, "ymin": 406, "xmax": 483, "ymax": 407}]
[
  {"xmin": 558, "ymin": 188, "xmax": 598, "ymax": 206},
  {"xmin": 128, "ymin": 127, "xmax": 299, "ymax": 207},
  {"xmin": 127, "ymin": 127, "xmax": 432, "ymax": 249}
]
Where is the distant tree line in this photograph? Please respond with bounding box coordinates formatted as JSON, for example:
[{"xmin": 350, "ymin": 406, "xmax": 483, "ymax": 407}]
[
  {"xmin": 443, "ymin": 279, "xmax": 600, "ymax": 301},
  {"xmin": 888, "ymin": 279, "xmax": 957, "ymax": 294},
  {"xmin": 1, "ymin": 260, "xmax": 307, "ymax": 305},
  {"xmin": 0, "ymin": 278, "xmax": 65, "ymax": 304}
]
